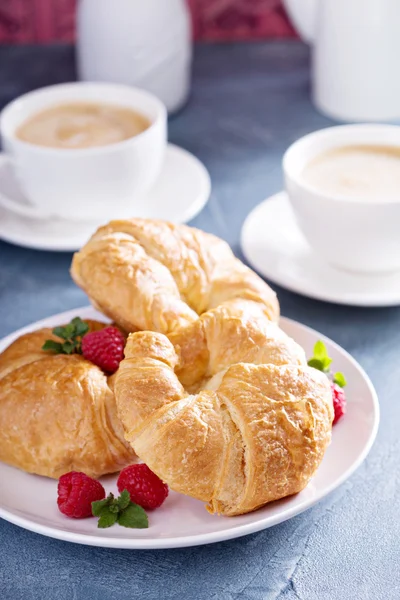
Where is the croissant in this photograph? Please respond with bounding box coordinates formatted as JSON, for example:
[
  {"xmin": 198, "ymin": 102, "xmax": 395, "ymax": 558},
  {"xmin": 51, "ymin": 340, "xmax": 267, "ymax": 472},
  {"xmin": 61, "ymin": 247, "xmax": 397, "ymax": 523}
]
[
  {"xmin": 0, "ymin": 320, "xmax": 136, "ymax": 479},
  {"xmin": 169, "ymin": 298, "xmax": 306, "ymax": 390},
  {"xmin": 115, "ymin": 302, "xmax": 333, "ymax": 516},
  {"xmin": 71, "ymin": 219, "xmax": 279, "ymax": 335}
]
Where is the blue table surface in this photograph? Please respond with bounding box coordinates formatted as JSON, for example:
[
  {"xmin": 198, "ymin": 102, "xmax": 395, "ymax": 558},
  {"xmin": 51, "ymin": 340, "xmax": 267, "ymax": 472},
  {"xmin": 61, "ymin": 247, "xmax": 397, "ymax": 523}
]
[{"xmin": 0, "ymin": 42, "xmax": 399, "ymax": 600}]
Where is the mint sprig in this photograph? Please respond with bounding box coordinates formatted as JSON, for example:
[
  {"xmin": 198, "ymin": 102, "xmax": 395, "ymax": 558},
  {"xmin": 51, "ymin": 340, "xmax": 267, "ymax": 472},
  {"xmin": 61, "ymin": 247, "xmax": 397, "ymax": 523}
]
[
  {"xmin": 42, "ymin": 317, "xmax": 89, "ymax": 355},
  {"xmin": 307, "ymin": 340, "xmax": 332, "ymax": 372},
  {"xmin": 308, "ymin": 341, "xmax": 346, "ymax": 388},
  {"xmin": 118, "ymin": 503, "xmax": 148, "ymax": 528},
  {"xmin": 92, "ymin": 490, "xmax": 148, "ymax": 529},
  {"xmin": 333, "ymin": 371, "xmax": 347, "ymax": 388}
]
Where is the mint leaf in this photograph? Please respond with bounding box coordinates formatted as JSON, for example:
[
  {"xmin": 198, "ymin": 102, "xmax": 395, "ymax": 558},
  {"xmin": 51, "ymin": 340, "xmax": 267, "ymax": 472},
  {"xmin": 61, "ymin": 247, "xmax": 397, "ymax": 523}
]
[
  {"xmin": 309, "ymin": 340, "xmax": 348, "ymax": 389},
  {"xmin": 98, "ymin": 510, "xmax": 118, "ymax": 528},
  {"xmin": 117, "ymin": 490, "xmax": 131, "ymax": 510},
  {"xmin": 52, "ymin": 326, "xmax": 68, "ymax": 340},
  {"xmin": 92, "ymin": 493, "xmax": 114, "ymax": 516},
  {"xmin": 93, "ymin": 492, "xmax": 148, "ymax": 529},
  {"xmin": 334, "ymin": 372, "xmax": 347, "ymax": 388},
  {"xmin": 118, "ymin": 503, "xmax": 148, "ymax": 529},
  {"xmin": 321, "ymin": 357, "xmax": 333, "ymax": 372},
  {"xmin": 64, "ymin": 323, "xmax": 75, "ymax": 339},
  {"xmin": 62, "ymin": 341, "xmax": 76, "ymax": 354},
  {"xmin": 313, "ymin": 341, "xmax": 329, "ymax": 361},
  {"xmin": 309, "ymin": 341, "xmax": 332, "ymax": 372},
  {"xmin": 71, "ymin": 317, "xmax": 89, "ymax": 337},
  {"xmin": 42, "ymin": 340, "xmax": 63, "ymax": 353},
  {"xmin": 52, "ymin": 324, "xmax": 75, "ymax": 341},
  {"xmin": 43, "ymin": 317, "xmax": 91, "ymax": 356},
  {"xmin": 307, "ymin": 358, "xmax": 324, "ymax": 371}
]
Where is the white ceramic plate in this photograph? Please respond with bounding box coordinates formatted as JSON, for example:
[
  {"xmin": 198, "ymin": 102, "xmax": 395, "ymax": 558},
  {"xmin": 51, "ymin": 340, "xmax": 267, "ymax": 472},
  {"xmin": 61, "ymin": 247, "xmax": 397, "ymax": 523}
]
[
  {"xmin": 0, "ymin": 144, "xmax": 211, "ymax": 252},
  {"xmin": 0, "ymin": 306, "xmax": 379, "ymax": 549},
  {"xmin": 241, "ymin": 192, "xmax": 400, "ymax": 307}
]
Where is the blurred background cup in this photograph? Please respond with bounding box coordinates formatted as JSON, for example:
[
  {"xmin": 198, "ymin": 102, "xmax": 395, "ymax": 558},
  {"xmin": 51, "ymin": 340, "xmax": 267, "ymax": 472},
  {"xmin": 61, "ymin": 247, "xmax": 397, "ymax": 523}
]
[
  {"xmin": 77, "ymin": 0, "xmax": 192, "ymax": 115},
  {"xmin": 0, "ymin": 82, "xmax": 167, "ymax": 222},
  {"xmin": 283, "ymin": 125, "xmax": 400, "ymax": 274},
  {"xmin": 282, "ymin": 0, "xmax": 400, "ymax": 122}
]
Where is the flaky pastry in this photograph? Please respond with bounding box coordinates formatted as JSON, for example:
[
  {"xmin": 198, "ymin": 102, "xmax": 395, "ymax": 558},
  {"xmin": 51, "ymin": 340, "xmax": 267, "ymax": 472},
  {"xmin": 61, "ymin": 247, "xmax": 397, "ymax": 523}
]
[
  {"xmin": 71, "ymin": 219, "xmax": 279, "ymax": 334},
  {"xmin": 115, "ymin": 302, "xmax": 333, "ymax": 516},
  {"xmin": 0, "ymin": 320, "xmax": 136, "ymax": 479}
]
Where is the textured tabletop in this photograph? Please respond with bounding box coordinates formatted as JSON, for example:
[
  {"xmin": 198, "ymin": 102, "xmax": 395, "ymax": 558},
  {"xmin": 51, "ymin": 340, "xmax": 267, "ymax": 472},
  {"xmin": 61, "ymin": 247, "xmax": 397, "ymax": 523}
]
[{"xmin": 0, "ymin": 42, "xmax": 399, "ymax": 600}]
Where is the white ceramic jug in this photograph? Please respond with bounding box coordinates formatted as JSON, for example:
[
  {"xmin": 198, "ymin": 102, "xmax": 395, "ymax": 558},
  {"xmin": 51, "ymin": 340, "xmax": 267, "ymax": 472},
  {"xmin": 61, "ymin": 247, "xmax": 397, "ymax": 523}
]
[
  {"xmin": 77, "ymin": 0, "xmax": 192, "ymax": 114},
  {"xmin": 282, "ymin": 0, "xmax": 400, "ymax": 121}
]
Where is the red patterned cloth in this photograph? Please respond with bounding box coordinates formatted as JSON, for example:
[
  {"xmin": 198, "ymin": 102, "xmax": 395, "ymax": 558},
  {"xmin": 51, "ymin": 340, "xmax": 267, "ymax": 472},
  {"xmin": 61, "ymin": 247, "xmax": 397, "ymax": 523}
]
[
  {"xmin": 0, "ymin": 0, "xmax": 295, "ymax": 44},
  {"xmin": 0, "ymin": 0, "xmax": 75, "ymax": 43},
  {"xmin": 189, "ymin": 0, "xmax": 296, "ymax": 40}
]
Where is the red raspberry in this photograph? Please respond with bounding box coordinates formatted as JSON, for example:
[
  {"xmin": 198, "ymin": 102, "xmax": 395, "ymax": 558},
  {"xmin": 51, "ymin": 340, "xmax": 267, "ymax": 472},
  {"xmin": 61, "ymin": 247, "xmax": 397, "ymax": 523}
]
[
  {"xmin": 117, "ymin": 464, "xmax": 169, "ymax": 510},
  {"xmin": 331, "ymin": 383, "xmax": 346, "ymax": 425},
  {"xmin": 57, "ymin": 471, "xmax": 106, "ymax": 518},
  {"xmin": 82, "ymin": 326, "xmax": 125, "ymax": 373}
]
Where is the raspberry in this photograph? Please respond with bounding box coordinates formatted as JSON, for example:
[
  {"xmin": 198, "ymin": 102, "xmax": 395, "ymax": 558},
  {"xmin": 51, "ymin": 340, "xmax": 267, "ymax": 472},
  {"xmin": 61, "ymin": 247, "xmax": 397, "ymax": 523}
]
[
  {"xmin": 82, "ymin": 326, "xmax": 125, "ymax": 373},
  {"xmin": 117, "ymin": 464, "xmax": 169, "ymax": 510},
  {"xmin": 57, "ymin": 471, "xmax": 106, "ymax": 518},
  {"xmin": 331, "ymin": 383, "xmax": 346, "ymax": 425}
]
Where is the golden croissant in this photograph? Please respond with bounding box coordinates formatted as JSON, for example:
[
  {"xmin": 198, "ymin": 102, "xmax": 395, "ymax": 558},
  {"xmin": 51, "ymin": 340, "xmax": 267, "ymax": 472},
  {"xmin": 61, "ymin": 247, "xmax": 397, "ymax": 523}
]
[
  {"xmin": 71, "ymin": 219, "xmax": 279, "ymax": 334},
  {"xmin": 0, "ymin": 320, "xmax": 136, "ymax": 479},
  {"xmin": 115, "ymin": 300, "xmax": 333, "ymax": 516}
]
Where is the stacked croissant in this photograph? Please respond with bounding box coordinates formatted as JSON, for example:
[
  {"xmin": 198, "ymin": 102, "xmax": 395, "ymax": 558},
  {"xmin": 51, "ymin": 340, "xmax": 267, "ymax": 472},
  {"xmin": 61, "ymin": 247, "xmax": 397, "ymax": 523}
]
[{"xmin": 0, "ymin": 220, "xmax": 333, "ymax": 516}]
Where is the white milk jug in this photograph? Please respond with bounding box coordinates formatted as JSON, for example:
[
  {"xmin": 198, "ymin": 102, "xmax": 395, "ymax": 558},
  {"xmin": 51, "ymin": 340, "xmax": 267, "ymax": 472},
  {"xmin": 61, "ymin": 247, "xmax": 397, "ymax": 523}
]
[
  {"xmin": 282, "ymin": 0, "xmax": 400, "ymax": 121},
  {"xmin": 77, "ymin": 0, "xmax": 192, "ymax": 114}
]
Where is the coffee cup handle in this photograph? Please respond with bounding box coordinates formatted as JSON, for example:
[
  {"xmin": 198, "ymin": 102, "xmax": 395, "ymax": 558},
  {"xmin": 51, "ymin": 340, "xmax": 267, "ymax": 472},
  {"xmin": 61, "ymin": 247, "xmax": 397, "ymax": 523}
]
[{"xmin": 0, "ymin": 155, "xmax": 50, "ymax": 220}]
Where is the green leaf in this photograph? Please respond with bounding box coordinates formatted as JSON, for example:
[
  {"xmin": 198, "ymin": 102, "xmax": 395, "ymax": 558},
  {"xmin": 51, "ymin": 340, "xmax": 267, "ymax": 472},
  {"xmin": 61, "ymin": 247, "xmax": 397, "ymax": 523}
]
[
  {"xmin": 307, "ymin": 358, "xmax": 324, "ymax": 371},
  {"xmin": 43, "ymin": 317, "xmax": 90, "ymax": 356},
  {"xmin": 117, "ymin": 490, "xmax": 131, "ymax": 510},
  {"xmin": 42, "ymin": 340, "xmax": 63, "ymax": 353},
  {"xmin": 118, "ymin": 503, "xmax": 148, "ymax": 529},
  {"xmin": 313, "ymin": 341, "xmax": 329, "ymax": 361},
  {"xmin": 333, "ymin": 372, "xmax": 347, "ymax": 388},
  {"xmin": 63, "ymin": 323, "xmax": 75, "ymax": 339},
  {"xmin": 71, "ymin": 317, "xmax": 89, "ymax": 337},
  {"xmin": 309, "ymin": 341, "xmax": 332, "ymax": 372},
  {"xmin": 98, "ymin": 510, "xmax": 118, "ymax": 529},
  {"xmin": 321, "ymin": 357, "xmax": 333, "ymax": 372},
  {"xmin": 62, "ymin": 341, "xmax": 76, "ymax": 354},
  {"xmin": 52, "ymin": 326, "xmax": 68, "ymax": 340},
  {"xmin": 109, "ymin": 503, "xmax": 120, "ymax": 514},
  {"xmin": 92, "ymin": 494, "xmax": 114, "ymax": 517}
]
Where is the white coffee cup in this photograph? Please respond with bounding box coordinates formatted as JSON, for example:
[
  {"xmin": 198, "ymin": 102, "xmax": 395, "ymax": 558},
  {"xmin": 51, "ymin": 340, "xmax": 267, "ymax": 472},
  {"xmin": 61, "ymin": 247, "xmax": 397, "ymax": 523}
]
[
  {"xmin": 0, "ymin": 82, "xmax": 167, "ymax": 222},
  {"xmin": 283, "ymin": 124, "xmax": 400, "ymax": 274}
]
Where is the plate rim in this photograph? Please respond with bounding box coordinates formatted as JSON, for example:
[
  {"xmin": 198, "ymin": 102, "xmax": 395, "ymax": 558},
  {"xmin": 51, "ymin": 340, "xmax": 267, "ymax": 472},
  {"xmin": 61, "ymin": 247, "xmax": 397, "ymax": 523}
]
[
  {"xmin": 0, "ymin": 306, "xmax": 380, "ymax": 549},
  {"xmin": 241, "ymin": 191, "xmax": 400, "ymax": 308}
]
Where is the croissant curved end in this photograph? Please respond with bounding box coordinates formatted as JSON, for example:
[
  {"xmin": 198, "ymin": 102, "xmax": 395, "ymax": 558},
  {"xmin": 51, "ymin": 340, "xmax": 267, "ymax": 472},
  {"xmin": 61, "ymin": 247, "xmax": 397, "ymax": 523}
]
[
  {"xmin": 115, "ymin": 327, "xmax": 333, "ymax": 516},
  {"xmin": 0, "ymin": 322, "xmax": 137, "ymax": 479},
  {"xmin": 70, "ymin": 219, "xmax": 280, "ymax": 335}
]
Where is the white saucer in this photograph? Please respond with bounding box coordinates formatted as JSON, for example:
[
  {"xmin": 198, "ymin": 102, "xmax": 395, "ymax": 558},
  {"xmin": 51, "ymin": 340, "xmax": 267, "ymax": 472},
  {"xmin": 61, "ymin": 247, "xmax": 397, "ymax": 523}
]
[
  {"xmin": 0, "ymin": 144, "xmax": 211, "ymax": 252},
  {"xmin": 241, "ymin": 192, "xmax": 400, "ymax": 307},
  {"xmin": 0, "ymin": 306, "xmax": 379, "ymax": 549}
]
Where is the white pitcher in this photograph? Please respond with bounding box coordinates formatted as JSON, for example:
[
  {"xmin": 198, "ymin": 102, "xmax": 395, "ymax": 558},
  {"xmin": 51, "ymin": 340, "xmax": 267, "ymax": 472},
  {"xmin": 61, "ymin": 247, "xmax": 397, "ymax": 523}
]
[
  {"xmin": 77, "ymin": 0, "xmax": 192, "ymax": 114},
  {"xmin": 282, "ymin": 0, "xmax": 400, "ymax": 121}
]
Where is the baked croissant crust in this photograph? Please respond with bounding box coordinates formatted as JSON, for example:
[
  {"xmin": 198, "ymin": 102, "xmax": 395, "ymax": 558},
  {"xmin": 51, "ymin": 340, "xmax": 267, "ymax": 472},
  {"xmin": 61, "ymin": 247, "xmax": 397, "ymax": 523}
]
[
  {"xmin": 0, "ymin": 320, "xmax": 136, "ymax": 479},
  {"xmin": 115, "ymin": 303, "xmax": 333, "ymax": 516},
  {"xmin": 71, "ymin": 219, "xmax": 279, "ymax": 335}
]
